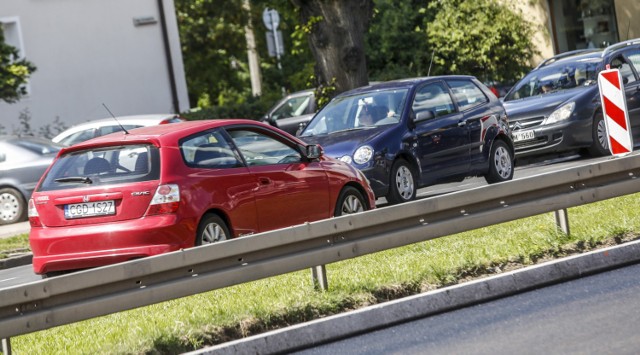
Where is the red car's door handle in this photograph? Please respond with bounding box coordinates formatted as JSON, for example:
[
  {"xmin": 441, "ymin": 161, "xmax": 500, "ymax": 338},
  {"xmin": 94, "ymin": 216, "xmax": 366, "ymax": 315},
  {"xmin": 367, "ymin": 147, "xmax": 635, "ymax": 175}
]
[{"xmin": 259, "ymin": 177, "xmax": 271, "ymax": 185}]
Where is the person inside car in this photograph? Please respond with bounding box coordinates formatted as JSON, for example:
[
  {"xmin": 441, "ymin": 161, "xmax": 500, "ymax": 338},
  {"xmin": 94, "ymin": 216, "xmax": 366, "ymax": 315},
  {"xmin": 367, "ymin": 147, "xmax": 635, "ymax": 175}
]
[{"xmin": 358, "ymin": 105, "xmax": 375, "ymax": 126}]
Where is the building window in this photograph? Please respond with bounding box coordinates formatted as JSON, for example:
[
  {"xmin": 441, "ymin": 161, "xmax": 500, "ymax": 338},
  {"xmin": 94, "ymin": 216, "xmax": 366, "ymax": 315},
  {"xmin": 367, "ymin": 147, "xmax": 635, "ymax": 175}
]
[{"xmin": 551, "ymin": 0, "xmax": 618, "ymax": 53}]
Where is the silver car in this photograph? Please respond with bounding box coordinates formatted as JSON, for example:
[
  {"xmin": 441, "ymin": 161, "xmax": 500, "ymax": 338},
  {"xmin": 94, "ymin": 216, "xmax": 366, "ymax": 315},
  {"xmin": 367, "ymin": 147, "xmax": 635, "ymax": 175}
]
[
  {"xmin": 52, "ymin": 114, "xmax": 185, "ymax": 146},
  {"xmin": 260, "ymin": 89, "xmax": 316, "ymax": 135},
  {"xmin": 0, "ymin": 136, "xmax": 62, "ymax": 225}
]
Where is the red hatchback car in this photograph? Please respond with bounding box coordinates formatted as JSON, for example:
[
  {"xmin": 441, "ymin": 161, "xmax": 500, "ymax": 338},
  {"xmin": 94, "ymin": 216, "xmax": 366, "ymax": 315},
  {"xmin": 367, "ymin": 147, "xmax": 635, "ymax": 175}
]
[{"xmin": 28, "ymin": 119, "xmax": 375, "ymax": 277}]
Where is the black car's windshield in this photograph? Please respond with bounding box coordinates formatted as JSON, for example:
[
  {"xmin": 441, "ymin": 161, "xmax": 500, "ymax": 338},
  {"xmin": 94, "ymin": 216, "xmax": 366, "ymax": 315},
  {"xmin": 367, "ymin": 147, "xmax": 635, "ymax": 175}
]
[
  {"xmin": 300, "ymin": 88, "xmax": 407, "ymax": 137},
  {"xmin": 504, "ymin": 57, "xmax": 601, "ymax": 101}
]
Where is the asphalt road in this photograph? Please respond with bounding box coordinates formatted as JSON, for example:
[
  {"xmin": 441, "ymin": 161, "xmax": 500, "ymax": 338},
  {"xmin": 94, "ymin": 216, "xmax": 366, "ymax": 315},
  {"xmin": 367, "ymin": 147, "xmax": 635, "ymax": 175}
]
[
  {"xmin": 292, "ymin": 262, "xmax": 640, "ymax": 355},
  {"xmin": 0, "ymin": 264, "xmax": 39, "ymax": 288}
]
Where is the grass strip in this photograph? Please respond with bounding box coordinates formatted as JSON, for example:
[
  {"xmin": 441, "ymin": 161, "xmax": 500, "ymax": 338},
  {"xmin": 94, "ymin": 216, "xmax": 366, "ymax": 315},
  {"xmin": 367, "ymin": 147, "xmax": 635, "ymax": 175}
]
[
  {"xmin": 10, "ymin": 193, "xmax": 640, "ymax": 354},
  {"xmin": 0, "ymin": 234, "xmax": 29, "ymax": 259}
]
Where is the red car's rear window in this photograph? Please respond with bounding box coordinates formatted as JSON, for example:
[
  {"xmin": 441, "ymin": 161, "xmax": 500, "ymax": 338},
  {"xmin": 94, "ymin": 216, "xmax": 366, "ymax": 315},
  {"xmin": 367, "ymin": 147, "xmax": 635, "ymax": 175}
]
[{"xmin": 38, "ymin": 144, "xmax": 160, "ymax": 192}]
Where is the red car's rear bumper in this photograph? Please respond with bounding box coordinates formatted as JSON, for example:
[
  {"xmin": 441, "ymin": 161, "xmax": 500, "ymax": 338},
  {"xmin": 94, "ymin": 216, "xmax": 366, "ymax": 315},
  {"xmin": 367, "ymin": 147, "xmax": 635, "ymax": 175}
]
[{"xmin": 29, "ymin": 214, "xmax": 195, "ymax": 274}]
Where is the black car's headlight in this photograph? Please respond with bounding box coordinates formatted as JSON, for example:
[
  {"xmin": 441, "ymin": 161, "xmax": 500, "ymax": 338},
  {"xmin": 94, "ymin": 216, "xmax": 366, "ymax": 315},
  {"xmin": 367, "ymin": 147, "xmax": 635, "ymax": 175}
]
[
  {"xmin": 352, "ymin": 145, "xmax": 374, "ymax": 165},
  {"xmin": 543, "ymin": 102, "xmax": 575, "ymax": 125}
]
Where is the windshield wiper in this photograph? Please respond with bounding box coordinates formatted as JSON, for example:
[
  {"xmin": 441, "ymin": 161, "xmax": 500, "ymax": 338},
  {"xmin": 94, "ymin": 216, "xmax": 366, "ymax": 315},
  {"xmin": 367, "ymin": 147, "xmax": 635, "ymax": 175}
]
[
  {"xmin": 332, "ymin": 126, "xmax": 374, "ymax": 134},
  {"xmin": 54, "ymin": 176, "xmax": 93, "ymax": 184}
]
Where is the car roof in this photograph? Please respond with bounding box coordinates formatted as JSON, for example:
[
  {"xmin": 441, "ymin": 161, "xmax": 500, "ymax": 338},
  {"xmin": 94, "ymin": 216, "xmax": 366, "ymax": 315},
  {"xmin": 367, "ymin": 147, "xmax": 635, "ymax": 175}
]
[
  {"xmin": 60, "ymin": 119, "xmax": 283, "ymax": 152},
  {"xmin": 0, "ymin": 135, "xmax": 62, "ymax": 145},
  {"xmin": 535, "ymin": 49, "xmax": 603, "ymax": 69},
  {"xmin": 337, "ymin": 75, "xmax": 478, "ymax": 97},
  {"xmin": 53, "ymin": 114, "xmax": 183, "ymax": 137}
]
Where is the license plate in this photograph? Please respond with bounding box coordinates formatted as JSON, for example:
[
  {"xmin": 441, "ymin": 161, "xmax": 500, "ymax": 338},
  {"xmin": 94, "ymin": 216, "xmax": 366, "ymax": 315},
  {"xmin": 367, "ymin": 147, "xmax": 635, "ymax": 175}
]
[
  {"xmin": 513, "ymin": 130, "xmax": 535, "ymax": 142},
  {"xmin": 64, "ymin": 200, "xmax": 115, "ymax": 219}
]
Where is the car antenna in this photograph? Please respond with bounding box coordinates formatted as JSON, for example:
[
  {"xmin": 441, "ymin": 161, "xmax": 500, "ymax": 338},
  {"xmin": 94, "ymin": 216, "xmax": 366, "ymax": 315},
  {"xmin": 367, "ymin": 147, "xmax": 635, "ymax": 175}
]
[
  {"xmin": 427, "ymin": 50, "xmax": 435, "ymax": 77},
  {"xmin": 102, "ymin": 103, "xmax": 129, "ymax": 135}
]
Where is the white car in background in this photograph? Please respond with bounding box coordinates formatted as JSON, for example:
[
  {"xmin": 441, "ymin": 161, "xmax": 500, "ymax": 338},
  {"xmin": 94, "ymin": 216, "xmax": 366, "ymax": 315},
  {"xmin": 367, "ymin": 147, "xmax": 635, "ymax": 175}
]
[{"xmin": 52, "ymin": 114, "xmax": 185, "ymax": 146}]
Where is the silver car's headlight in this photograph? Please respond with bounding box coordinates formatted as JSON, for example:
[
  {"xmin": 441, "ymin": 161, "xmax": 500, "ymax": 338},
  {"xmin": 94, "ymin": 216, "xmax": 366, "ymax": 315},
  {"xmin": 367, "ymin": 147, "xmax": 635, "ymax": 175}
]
[
  {"xmin": 543, "ymin": 102, "xmax": 575, "ymax": 125},
  {"xmin": 339, "ymin": 155, "xmax": 352, "ymax": 164},
  {"xmin": 353, "ymin": 146, "xmax": 374, "ymax": 165}
]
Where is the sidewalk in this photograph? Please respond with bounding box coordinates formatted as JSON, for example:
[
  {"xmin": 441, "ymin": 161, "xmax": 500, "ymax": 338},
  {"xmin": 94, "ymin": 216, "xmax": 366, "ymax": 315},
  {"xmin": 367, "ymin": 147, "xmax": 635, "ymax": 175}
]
[{"xmin": 0, "ymin": 221, "xmax": 30, "ymax": 239}]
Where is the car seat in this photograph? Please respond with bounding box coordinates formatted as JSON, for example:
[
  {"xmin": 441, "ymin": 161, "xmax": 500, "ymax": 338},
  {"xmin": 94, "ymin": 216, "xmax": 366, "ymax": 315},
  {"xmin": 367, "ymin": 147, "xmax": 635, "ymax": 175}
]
[
  {"xmin": 575, "ymin": 67, "xmax": 586, "ymax": 86},
  {"xmin": 369, "ymin": 105, "xmax": 388, "ymax": 122},
  {"xmin": 84, "ymin": 157, "xmax": 111, "ymax": 175},
  {"xmin": 193, "ymin": 144, "xmax": 239, "ymax": 168},
  {"xmin": 134, "ymin": 152, "xmax": 149, "ymax": 174}
]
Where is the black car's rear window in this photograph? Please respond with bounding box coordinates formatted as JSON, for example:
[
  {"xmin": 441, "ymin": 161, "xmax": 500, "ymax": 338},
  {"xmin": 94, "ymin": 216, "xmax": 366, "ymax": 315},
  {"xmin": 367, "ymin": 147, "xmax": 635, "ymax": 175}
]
[{"xmin": 38, "ymin": 144, "xmax": 160, "ymax": 191}]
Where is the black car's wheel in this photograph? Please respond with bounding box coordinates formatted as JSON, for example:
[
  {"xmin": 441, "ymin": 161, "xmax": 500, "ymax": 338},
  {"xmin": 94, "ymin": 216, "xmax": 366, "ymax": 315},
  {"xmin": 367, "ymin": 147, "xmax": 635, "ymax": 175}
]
[
  {"xmin": 334, "ymin": 186, "xmax": 367, "ymax": 217},
  {"xmin": 196, "ymin": 214, "xmax": 231, "ymax": 246},
  {"xmin": 386, "ymin": 159, "xmax": 417, "ymax": 205},
  {"xmin": 485, "ymin": 140, "xmax": 514, "ymax": 184},
  {"xmin": 588, "ymin": 112, "xmax": 610, "ymax": 157},
  {"xmin": 0, "ymin": 188, "xmax": 26, "ymax": 225}
]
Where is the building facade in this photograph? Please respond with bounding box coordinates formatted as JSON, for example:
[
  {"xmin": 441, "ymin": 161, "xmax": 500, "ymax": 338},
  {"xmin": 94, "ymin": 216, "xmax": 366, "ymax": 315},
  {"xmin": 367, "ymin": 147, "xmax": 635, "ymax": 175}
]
[
  {"xmin": 519, "ymin": 0, "xmax": 640, "ymax": 64},
  {"xmin": 0, "ymin": 0, "xmax": 189, "ymax": 133}
]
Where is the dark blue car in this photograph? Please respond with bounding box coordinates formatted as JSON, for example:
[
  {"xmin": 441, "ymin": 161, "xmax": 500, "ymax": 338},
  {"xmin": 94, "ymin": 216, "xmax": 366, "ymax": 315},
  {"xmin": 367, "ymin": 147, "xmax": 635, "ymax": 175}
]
[
  {"xmin": 299, "ymin": 76, "xmax": 514, "ymax": 204},
  {"xmin": 503, "ymin": 39, "xmax": 640, "ymax": 158}
]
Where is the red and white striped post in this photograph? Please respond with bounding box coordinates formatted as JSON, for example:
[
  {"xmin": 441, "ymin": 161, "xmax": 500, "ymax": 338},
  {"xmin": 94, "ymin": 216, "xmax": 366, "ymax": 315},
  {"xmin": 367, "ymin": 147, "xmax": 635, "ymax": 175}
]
[{"xmin": 598, "ymin": 69, "xmax": 633, "ymax": 156}]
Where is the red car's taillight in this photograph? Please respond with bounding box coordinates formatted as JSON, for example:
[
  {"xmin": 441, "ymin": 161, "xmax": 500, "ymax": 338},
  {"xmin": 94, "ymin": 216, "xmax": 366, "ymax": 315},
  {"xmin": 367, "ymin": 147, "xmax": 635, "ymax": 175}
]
[
  {"xmin": 145, "ymin": 184, "xmax": 180, "ymax": 216},
  {"xmin": 28, "ymin": 198, "xmax": 43, "ymax": 227}
]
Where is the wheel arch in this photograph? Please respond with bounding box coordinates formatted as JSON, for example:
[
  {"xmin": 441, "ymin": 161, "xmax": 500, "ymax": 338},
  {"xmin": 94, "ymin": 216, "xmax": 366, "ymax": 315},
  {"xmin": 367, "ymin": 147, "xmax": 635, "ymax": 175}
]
[
  {"xmin": 0, "ymin": 181, "xmax": 30, "ymax": 201},
  {"xmin": 341, "ymin": 182, "xmax": 373, "ymax": 210},
  {"xmin": 197, "ymin": 208, "xmax": 234, "ymax": 237},
  {"xmin": 485, "ymin": 133, "xmax": 515, "ymax": 163},
  {"xmin": 392, "ymin": 151, "xmax": 420, "ymax": 177}
]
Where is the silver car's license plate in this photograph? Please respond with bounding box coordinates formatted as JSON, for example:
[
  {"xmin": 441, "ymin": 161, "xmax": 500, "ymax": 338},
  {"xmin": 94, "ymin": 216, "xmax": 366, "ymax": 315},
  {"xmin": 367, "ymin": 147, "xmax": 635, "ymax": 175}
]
[
  {"xmin": 513, "ymin": 130, "xmax": 535, "ymax": 142},
  {"xmin": 64, "ymin": 200, "xmax": 115, "ymax": 219}
]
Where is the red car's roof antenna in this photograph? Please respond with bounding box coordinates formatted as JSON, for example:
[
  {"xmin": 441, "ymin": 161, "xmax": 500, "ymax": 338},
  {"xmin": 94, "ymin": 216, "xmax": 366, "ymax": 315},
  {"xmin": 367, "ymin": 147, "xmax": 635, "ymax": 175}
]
[{"xmin": 102, "ymin": 103, "xmax": 130, "ymax": 135}]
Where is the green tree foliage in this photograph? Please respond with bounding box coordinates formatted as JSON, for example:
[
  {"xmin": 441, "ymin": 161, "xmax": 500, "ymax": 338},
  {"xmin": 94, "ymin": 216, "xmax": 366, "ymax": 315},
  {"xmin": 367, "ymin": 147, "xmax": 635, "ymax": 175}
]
[
  {"xmin": 175, "ymin": 0, "xmax": 538, "ymax": 116},
  {"xmin": 252, "ymin": 0, "xmax": 315, "ymax": 96},
  {"xmin": 366, "ymin": 0, "xmax": 434, "ymax": 81},
  {"xmin": 175, "ymin": 0, "xmax": 314, "ymax": 112},
  {"xmin": 0, "ymin": 27, "xmax": 36, "ymax": 104},
  {"xmin": 175, "ymin": 0, "xmax": 250, "ymax": 108},
  {"xmin": 426, "ymin": 0, "xmax": 538, "ymax": 83}
]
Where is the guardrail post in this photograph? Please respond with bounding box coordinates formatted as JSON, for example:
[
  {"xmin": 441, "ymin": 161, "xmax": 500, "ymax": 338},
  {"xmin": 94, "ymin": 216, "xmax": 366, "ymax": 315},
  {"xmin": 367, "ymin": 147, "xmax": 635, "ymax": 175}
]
[
  {"xmin": 2, "ymin": 337, "xmax": 11, "ymax": 355},
  {"xmin": 311, "ymin": 265, "xmax": 328, "ymax": 291},
  {"xmin": 554, "ymin": 208, "xmax": 570, "ymax": 235}
]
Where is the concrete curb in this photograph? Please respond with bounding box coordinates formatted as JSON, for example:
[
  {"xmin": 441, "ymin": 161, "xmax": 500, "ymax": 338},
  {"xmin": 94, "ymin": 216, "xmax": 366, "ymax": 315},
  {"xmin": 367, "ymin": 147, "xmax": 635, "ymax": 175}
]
[
  {"xmin": 187, "ymin": 239, "xmax": 640, "ymax": 355},
  {"xmin": 0, "ymin": 253, "xmax": 32, "ymax": 270}
]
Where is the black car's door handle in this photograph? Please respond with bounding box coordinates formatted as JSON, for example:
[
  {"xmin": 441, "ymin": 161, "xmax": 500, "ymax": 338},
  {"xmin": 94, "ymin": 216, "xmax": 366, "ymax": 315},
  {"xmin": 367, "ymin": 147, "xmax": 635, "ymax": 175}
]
[{"xmin": 458, "ymin": 120, "xmax": 467, "ymax": 127}]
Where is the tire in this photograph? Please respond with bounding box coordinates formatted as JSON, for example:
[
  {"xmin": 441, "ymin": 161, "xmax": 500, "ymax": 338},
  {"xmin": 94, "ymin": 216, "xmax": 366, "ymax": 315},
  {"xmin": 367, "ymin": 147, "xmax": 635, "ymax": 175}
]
[
  {"xmin": 588, "ymin": 112, "xmax": 609, "ymax": 157},
  {"xmin": 485, "ymin": 140, "xmax": 514, "ymax": 184},
  {"xmin": 0, "ymin": 188, "xmax": 26, "ymax": 225},
  {"xmin": 334, "ymin": 186, "xmax": 367, "ymax": 217},
  {"xmin": 386, "ymin": 159, "xmax": 417, "ymax": 205},
  {"xmin": 196, "ymin": 214, "xmax": 231, "ymax": 246}
]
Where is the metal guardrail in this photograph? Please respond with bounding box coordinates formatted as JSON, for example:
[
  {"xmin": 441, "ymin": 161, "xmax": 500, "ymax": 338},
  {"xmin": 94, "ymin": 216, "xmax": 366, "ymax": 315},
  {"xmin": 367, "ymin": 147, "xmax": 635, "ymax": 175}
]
[{"xmin": 1, "ymin": 152, "xmax": 639, "ymax": 343}]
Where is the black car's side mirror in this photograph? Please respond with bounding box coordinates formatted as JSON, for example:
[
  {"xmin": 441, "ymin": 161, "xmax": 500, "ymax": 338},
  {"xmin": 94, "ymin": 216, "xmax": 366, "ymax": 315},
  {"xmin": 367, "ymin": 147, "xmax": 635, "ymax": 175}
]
[
  {"xmin": 304, "ymin": 144, "xmax": 323, "ymax": 160},
  {"xmin": 415, "ymin": 110, "xmax": 435, "ymax": 122}
]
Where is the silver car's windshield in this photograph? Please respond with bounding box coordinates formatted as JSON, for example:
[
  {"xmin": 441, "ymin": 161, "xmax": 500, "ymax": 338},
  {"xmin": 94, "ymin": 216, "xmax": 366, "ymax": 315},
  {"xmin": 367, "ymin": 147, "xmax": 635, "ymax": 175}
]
[
  {"xmin": 300, "ymin": 88, "xmax": 408, "ymax": 137},
  {"xmin": 505, "ymin": 58, "xmax": 600, "ymax": 101}
]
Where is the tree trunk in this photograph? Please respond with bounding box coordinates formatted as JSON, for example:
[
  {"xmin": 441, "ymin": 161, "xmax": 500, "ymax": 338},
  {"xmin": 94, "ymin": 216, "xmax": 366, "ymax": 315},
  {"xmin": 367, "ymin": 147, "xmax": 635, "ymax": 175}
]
[{"xmin": 291, "ymin": 0, "xmax": 374, "ymax": 96}]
